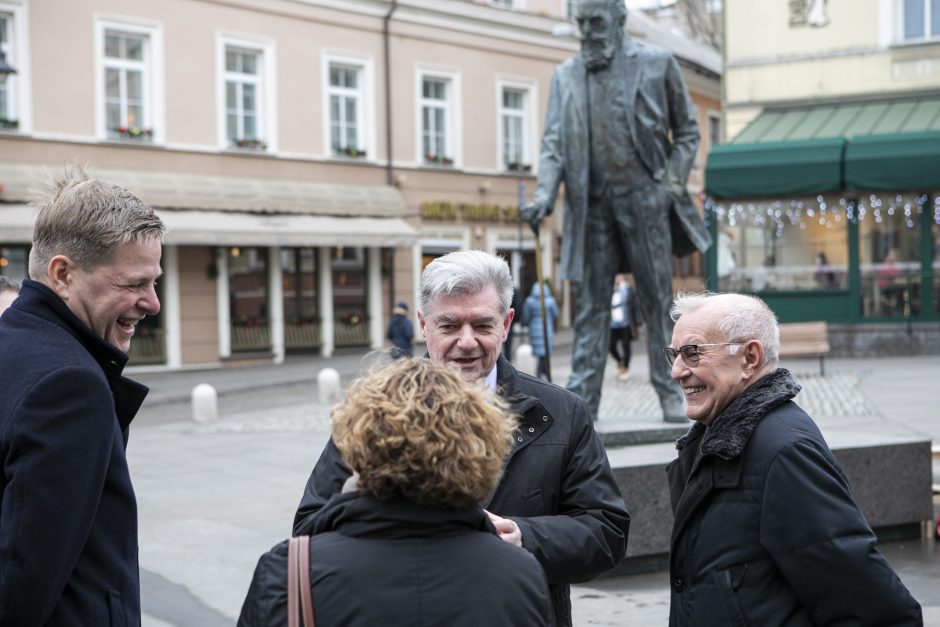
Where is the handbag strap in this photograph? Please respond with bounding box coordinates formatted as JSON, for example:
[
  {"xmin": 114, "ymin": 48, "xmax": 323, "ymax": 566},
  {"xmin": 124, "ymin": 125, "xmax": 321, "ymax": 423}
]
[{"xmin": 288, "ymin": 536, "xmax": 316, "ymax": 627}]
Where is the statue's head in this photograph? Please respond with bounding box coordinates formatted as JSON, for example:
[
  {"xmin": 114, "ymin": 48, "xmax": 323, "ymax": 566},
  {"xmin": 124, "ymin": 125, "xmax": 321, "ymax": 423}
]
[{"xmin": 575, "ymin": 0, "xmax": 627, "ymax": 72}]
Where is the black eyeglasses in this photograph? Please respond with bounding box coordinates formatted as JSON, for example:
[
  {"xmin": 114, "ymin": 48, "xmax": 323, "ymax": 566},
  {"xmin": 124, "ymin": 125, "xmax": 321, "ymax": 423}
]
[{"xmin": 663, "ymin": 343, "xmax": 743, "ymax": 367}]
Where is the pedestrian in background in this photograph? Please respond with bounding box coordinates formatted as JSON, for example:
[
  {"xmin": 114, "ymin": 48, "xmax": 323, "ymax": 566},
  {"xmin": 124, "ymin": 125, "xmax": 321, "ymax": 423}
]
[
  {"xmin": 502, "ymin": 284, "xmax": 524, "ymax": 363},
  {"xmin": 239, "ymin": 358, "xmax": 553, "ymax": 626},
  {"xmin": 522, "ymin": 280, "xmax": 558, "ymax": 380},
  {"xmin": 294, "ymin": 250, "xmax": 629, "ymax": 627},
  {"xmin": 0, "ymin": 165, "xmax": 164, "ymax": 626},
  {"xmin": 385, "ymin": 300, "xmax": 414, "ymax": 358},
  {"xmin": 0, "ymin": 275, "xmax": 20, "ymax": 315},
  {"xmin": 609, "ymin": 274, "xmax": 640, "ymax": 381},
  {"xmin": 665, "ymin": 292, "xmax": 921, "ymax": 626}
]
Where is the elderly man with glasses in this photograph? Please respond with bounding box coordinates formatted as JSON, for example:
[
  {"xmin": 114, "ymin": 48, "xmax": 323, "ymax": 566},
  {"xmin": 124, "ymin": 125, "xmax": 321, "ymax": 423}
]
[{"xmin": 663, "ymin": 292, "xmax": 921, "ymax": 627}]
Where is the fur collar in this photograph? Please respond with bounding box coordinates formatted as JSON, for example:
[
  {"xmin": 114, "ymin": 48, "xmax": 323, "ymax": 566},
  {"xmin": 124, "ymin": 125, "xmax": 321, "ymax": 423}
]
[{"xmin": 676, "ymin": 368, "xmax": 801, "ymax": 460}]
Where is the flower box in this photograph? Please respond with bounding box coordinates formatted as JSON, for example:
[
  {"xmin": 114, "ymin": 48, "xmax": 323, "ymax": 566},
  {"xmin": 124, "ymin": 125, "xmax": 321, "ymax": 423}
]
[
  {"xmin": 506, "ymin": 162, "xmax": 532, "ymax": 172},
  {"xmin": 336, "ymin": 146, "xmax": 367, "ymax": 158},
  {"xmin": 425, "ymin": 154, "xmax": 454, "ymax": 166},
  {"xmin": 233, "ymin": 138, "xmax": 267, "ymax": 150},
  {"xmin": 113, "ymin": 126, "xmax": 153, "ymax": 140}
]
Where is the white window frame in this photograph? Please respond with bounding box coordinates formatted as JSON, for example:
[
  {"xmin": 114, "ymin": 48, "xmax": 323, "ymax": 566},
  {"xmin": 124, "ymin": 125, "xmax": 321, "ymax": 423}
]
[
  {"xmin": 321, "ymin": 51, "xmax": 375, "ymax": 161},
  {"xmin": 562, "ymin": 0, "xmax": 577, "ymax": 20},
  {"xmin": 496, "ymin": 77, "xmax": 537, "ymax": 173},
  {"xmin": 415, "ymin": 66, "xmax": 461, "ymax": 168},
  {"xmin": 216, "ymin": 33, "xmax": 277, "ymax": 152},
  {"xmin": 94, "ymin": 15, "xmax": 164, "ymax": 143},
  {"xmin": 895, "ymin": 0, "xmax": 940, "ymax": 42},
  {"xmin": 0, "ymin": 0, "xmax": 30, "ymax": 132}
]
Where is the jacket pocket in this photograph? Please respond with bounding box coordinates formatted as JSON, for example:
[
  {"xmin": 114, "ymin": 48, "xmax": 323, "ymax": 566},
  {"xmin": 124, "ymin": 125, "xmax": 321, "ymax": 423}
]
[
  {"xmin": 714, "ymin": 566, "xmax": 748, "ymax": 627},
  {"xmin": 108, "ymin": 589, "xmax": 127, "ymax": 627},
  {"xmin": 524, "ymin": 488, "xmax": 545, "ymax": 515}
]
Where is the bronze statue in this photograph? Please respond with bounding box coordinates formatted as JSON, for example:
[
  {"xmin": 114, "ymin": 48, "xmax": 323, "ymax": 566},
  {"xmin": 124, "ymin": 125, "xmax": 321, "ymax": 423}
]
[{"xmin": 522, "ymin": 0, "xmax": 711, "ymax": 422}]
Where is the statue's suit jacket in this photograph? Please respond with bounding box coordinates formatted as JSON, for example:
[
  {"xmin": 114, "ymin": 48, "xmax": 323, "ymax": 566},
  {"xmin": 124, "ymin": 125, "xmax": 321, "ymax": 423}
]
[{"xmin": 531, "ymin": 38, "xmax": 712, "ymax": 282}]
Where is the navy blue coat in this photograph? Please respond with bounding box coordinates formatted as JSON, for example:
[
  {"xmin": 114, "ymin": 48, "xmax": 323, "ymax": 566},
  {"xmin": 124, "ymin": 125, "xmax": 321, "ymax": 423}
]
[
  {"xmin": 0, "ymin": 280, "xmax": 148, "ymax": 626},
  {"xmin": 240, "ymin": 492, "xmax": 554, "ymax": 626}
]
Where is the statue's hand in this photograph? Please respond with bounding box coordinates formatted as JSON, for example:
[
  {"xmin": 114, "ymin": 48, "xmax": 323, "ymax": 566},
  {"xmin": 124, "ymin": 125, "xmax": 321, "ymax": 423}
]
[{"xmin": 521, "ymin": 201, "xmax": 548, "ymax": 233}]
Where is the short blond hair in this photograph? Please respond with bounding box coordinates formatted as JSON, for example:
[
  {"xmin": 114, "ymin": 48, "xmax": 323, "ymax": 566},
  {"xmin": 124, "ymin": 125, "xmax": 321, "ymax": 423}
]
[{"xmin": 331, "ymin": 358, "xmax": 517, "ymax": 510}]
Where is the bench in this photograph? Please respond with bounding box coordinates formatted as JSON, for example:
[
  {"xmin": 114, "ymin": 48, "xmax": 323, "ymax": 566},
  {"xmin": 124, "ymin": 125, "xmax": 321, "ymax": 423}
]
[{"xmin": 778, "ymin": 321, "xmax": 830, "ymax": 375}]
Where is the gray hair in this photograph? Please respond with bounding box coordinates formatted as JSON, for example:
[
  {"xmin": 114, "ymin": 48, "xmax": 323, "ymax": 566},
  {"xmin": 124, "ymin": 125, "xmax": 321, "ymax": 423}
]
[
  {"xmin": 419, "ymin": 250, "xmax": 514, "ymax": 318},
  {"xmin": 28, "ymin": 165, "xmax": 165, "ymax": 280},
  {"xmin": 0, "ymin": 275, "xmax": 20, "ymax": 294},
  {"xmin": 671, "ymin": 292, "xmax": 780, "ymax": 368}
]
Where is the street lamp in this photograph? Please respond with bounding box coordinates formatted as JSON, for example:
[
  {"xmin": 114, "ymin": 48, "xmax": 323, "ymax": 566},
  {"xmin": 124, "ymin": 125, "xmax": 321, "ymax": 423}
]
[{"xmin": 0, "ymin": 57, "xmax": 17, "ymax": 84}]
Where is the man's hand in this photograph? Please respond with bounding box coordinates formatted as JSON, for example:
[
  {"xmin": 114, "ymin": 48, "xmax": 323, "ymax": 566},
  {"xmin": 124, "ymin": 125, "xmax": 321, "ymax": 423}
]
[
  {"xmin": 485, "ymin": 510, "xmax": 523, "ymax": 547},
  {"xmin": 520, "ymin": 201, "xmax": 548, "ymax": 234}
]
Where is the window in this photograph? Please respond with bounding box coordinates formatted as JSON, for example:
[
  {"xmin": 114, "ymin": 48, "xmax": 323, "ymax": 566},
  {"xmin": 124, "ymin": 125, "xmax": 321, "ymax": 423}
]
[
  {"xmin": 103, "ymin": 31, "xmax": 150, "ymax": 140},
  {"xmin": 490, "ymin": 0, "xmax": 514, "ymax": 7},
  {"xmin": 225, "ymin": 47, "xmax": 263, "ymax": 149},
  {"xmin": 217, "ymin": 35, "xmax": 276, "ymax": 152},
  {"xmin": 498, "ymin": 82, "xmax": 534, "ymax": 172},
  {"xmin": 95, "ymin": 18, "xmax": 163, "ymax": 143},
  {"xmin": 323, "ymin": 53, "xmax": 373, "ymax": 159},
  {"xmin": 713, "ymin": 196, "xmax": 849, "ymax": 293},
  {"xmin": 564, "ymin": 0, "xmax": 577, "ymax": 19},
  {"xmin": 417, "ymin": 68, "xmax": 460, "ymax": 167},
  {"xmin": 0, "ymin": 1, "xmax": 28, "ymax": 133},
  {"xmin": 902, "ymin": 0, "xmax": 940, "ymax": 41},
  {"xmin": 0, "ymin": 12, "xmax": 15, "ymax": 129},
  {"xmin": 708, "ymin": 112, "xmax": 721, "ymax": 149}
]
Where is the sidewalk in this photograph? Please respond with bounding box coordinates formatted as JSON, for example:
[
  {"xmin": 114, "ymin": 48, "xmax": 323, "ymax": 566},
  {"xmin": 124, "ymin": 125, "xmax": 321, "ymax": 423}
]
[{"xmin": 128, "ymin": 331, "xmax": 940, "ymax": 626}]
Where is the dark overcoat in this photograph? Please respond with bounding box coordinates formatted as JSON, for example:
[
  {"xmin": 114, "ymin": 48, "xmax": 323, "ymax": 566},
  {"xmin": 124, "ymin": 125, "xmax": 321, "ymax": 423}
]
[
  {"xmin": 0, "ymin": 280, "xmax": 147, "ymax": 626},
  {"xmin": 530, "ymin": 39, "xmax": 712, "ymax": 281},
  {"xmin": 293, "ymin": 355, "xmax": 630, "ymax": 627},
  {"xmin": 240, "ymin": 492, "xmax": 554, "ymax": 626},
  {"xmin": 666, "ymin": 369, "xmax": 922, "ymax": 626}
]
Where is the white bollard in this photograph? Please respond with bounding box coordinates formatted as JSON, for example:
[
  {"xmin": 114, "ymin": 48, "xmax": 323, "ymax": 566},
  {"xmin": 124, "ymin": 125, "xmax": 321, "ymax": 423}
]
[
  {"xmin": 191, "ymin": 383, "xmax": 218, "ymax": 424},
  {"xmin": 514, "ymin": 343, "xmax": 537, "ymax": 377},
  {"xmin": 318, "ymin": 368, "xmax": 342, "ymax": 404}
]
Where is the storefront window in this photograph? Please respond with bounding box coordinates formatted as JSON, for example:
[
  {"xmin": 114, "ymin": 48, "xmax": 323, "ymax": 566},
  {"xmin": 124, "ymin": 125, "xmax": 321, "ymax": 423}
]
[
  {"xmin": 714, "ymin": 197, "xmax": 848, "ymax": 293},
  {"xmin": 281, "ymin": 248, "xmax": 320, "ymax": 350},
  {"xmin": 0, "ymin": 246, "xmax": 29, "ymax": 282},
  {"xmin": 332, "ymin": 246, "xmax": 368, "ymax": 346},
  {"xmin": 858, "ymin": 193, "xmax": 923, "ymax": 318},
  {"xmin": 229, "ymin": 246, "xmax": 269, "ymax": 352}
]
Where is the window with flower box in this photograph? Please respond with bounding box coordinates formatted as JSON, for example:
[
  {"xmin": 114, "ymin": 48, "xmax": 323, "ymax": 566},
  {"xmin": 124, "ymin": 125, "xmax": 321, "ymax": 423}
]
[
  {"xmin": 901, "ymin": 0, "xmax": 940, "ymax": 42},
  {"xmin": 225, "ymin": 47, "xmax": 264, "ymax": 150},
  {"xmin": 498, "ymin": 82, "xmax": 533, "ymax": 173},
  {"xmin": 0, "ymin": 11, "xmax": 17, "ymax": 131},
  {"xmin": 417, "ymin": 68, "xmax": 460, "ymax": 167},
  {"xmin": 328, "ymin": 62, "xmax": 365, "ymax": 158},
  {"xmin": 103, "ymin": 30, "xmax": 151, "ymax": 141}
]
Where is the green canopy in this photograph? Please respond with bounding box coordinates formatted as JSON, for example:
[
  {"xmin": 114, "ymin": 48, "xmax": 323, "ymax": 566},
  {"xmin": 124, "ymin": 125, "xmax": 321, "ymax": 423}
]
[{"xmin": 706, "ymin": 96, "xmax": 940, "ymax": 198}]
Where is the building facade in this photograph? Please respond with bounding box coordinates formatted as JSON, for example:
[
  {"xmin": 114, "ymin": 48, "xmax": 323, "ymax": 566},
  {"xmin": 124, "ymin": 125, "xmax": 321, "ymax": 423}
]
[
  {"xmin": 707, "ymin": 0, "xmax": 940, "ymax": 350},
  {"xmin": 0, "ymin": 0, "xmax": 720, "ymax": 368}
]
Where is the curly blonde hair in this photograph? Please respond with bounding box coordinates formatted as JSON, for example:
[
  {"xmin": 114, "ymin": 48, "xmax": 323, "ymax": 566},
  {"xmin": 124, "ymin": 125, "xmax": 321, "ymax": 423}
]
[{"xmin": 331, "ymin": 358, "xmax": 518, "ymax": 510}]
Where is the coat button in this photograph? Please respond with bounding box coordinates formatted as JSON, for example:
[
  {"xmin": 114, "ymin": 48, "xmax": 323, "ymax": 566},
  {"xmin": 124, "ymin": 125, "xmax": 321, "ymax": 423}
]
[
  {"xmin": 672, "ymin": 577, "xmax": 683, "ymax": 592},
  {"xmin": 528, "ymin": 427, "xmax": 535, "ymax": 433},
  {"xmin": 542, "ymin": 415, "xmax": 548, "ymax": 421},
  {"xmin": 517, "ymin": 436, "xmax": 523, "ymax": 442}
]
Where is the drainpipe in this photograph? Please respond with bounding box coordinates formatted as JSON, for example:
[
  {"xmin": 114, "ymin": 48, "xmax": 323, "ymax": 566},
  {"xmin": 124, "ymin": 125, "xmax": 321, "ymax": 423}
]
[{"xmin": 384, "ymin": 0, "xmax": 398, "ymax": 186}]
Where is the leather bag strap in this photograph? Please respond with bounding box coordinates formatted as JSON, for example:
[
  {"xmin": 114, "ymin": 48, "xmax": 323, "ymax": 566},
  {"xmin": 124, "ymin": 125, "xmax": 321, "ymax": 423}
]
[{"xmin": 288, "ymin": 536, "xmax": 316, "ymax": 627}]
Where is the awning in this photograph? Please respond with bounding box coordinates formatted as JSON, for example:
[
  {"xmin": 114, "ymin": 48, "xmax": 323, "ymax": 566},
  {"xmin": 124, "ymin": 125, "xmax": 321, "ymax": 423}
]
[
  {"xmin": 706, "ymin": 95, "xmax": 940, "ymax": 198},
  {"xmin": 0, "ymin": 204, "xmax": 416, "ymax": 247}
]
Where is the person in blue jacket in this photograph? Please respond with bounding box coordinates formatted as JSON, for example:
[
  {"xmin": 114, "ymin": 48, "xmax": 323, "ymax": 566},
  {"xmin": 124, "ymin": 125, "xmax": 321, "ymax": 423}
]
[
  {"xmin": 386, "ymin": 301, "xmax": 414, "ymax": 358},
  {"xmin": 522, "ymin": 280, "xmax": 559, "ymax": 380},
  {"xmin": 0, "ymin": 165, "xmax": 164, "ymax": 626}
]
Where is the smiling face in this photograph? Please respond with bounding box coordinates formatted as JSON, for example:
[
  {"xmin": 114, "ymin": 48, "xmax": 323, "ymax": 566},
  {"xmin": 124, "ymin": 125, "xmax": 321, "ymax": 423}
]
[
  {"xmin": 669, "ymin": 305, "xmax": 756, "ymax": 425},
  {"xmin": 419, "ymin": 285, "xmax": 513, "ymax": 383},
  {"xmin": 55, "ymin": 239, "xmax": 163, "ymax": 353}
]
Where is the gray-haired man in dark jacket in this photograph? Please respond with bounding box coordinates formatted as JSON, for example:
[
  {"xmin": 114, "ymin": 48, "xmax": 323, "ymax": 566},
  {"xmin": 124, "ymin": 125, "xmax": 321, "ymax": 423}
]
[
  {"xmin": 665, "ymin": 292, "xmax": 921, "ymax": 626},
  {"xmin": 295, "ymin": 250, "xmax": 630, "ymax": 627}
]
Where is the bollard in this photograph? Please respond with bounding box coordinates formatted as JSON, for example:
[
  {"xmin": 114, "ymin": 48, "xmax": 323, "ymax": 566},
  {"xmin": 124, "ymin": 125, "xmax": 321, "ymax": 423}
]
[
  {"xmin": 514, "ymin": 343, "xmax": 537, "ymax": 377},
  {"xmin": 317, "ymin": 368, "xmax": 341, "ymax": 404},
  {"xmin": 191, "ymin": 383, "xmax": 218, "ymax": 424}
]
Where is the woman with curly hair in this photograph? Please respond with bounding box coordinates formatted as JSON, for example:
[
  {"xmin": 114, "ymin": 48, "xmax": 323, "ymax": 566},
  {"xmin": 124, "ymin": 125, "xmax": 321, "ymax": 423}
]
[{"xmin": 238, "ymin": 358, "xmax": 554, "ymax": 626}]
